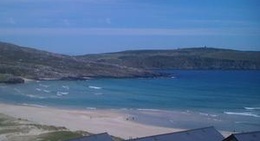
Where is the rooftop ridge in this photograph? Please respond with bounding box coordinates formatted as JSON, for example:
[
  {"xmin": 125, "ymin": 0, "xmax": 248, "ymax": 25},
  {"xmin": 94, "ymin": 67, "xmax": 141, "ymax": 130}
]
[{"xmin": 128, "ymin": 126, "xmax": 218, "ymax": 140}]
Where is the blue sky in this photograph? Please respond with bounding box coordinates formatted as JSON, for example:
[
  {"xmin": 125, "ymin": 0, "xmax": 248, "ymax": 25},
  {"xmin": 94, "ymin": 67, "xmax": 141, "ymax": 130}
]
[{"xmin": 0, "ymin": 0, "xmax": 259, "ymax": 55}]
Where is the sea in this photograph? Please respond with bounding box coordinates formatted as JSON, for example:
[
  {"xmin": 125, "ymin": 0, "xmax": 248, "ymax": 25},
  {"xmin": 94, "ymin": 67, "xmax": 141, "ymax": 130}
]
[{"xmin": 0, "ymin": 70, "xmax": 260, "ymax": 132}]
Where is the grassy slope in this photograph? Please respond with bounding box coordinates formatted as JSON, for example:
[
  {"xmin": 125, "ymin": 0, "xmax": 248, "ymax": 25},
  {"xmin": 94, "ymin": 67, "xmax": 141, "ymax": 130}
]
[
  {"xmin": 0, "ymin": 113, "xmax": 123, "ymax": 141},
  {"xmin": 0, "ymin": 113, "xmax": 88, "ymax": 141},
  {"xmin": 78, "ymin": 48, "xmax": 260, "ymax": 70},
  {"xmin": 0, "ymin": 42, "xmax": 157, "ymax": 80},
  {"xmin": 1, "ymin": 41, "xmax": 259, "ymax": 81}
]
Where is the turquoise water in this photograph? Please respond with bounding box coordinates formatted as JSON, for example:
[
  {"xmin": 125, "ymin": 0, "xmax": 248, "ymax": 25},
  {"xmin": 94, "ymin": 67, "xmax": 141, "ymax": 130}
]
[{"xmin": 0, "ymin": 70, "xmax": 260, "ymax": 132}]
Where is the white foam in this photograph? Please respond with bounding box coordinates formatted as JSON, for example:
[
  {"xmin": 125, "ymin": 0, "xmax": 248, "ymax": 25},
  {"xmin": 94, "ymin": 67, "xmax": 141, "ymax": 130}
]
[
  {"xmin": 137, "ymin": 108, "xmax": 161, "ymax": 112},
  {"xmin": 56, "ymin": 91, "xmax": 69, "ymax": 96},
  {"xmin": 210, "ymin": 114, "xmax": 218, "ymax": 117},
  {"xmin": 62, "ymin": 85, "xmax": 70, "ymax": 90},
  {"xmin": 244, "ymin": 107, "xmax": 260, "ymax": 110},
  {"xmin": 57, "ymin": 93, "xmax": 63, "ymax": 97},
  {"xmin": 169, "ymin": 120, "xmax": 176, "ymax": 124},
  {"xmin": 22, "ymin": 103, "xmax": 47, "ymax": 108},
  {"xmin": 86, "ymin": 107, "xmax": 97, "ymax": 110},
  {"xmin": 36, "ymin": 88, "xmax": 42, "ymax": 91},
  {"xmin": 14, "ymin": 88, "xmax": 21, "ymax": 92},
  {"xmin": 199, "ymin": 112, "xmax": 218, "ymax": 117},
  {"xmin": 88, "ymin": 86, "xmax": 102, "ymax": 90},
  {"xmin": 199, "ymin": 112, "xmax": 209, "ymax": 116},
  {"xmin": 43, "ymin": 90, "xmax": 50, "ymax": 93},
  {"xmin": 224, "ymin": 112, "xmax": 260, "ymax": 118},
  {"xmin": 26, "ymin": 94, "xmax": 46, "ymax": 99}
]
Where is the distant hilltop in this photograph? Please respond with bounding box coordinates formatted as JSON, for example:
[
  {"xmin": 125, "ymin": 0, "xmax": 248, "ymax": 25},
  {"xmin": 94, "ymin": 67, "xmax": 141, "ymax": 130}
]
[
  {"xmin": 78, "ymin": 47, "xmax": 260, "ymax": 70},
  {"xmin": 1, "ymin": 41, "xmax": 260, "ymax": 83}
]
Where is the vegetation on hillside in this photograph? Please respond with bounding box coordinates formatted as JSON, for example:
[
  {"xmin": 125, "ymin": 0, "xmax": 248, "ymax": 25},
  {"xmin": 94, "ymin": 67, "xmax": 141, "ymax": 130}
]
[
  {"xmin": 1, "ymin": 41, "xmax": 259, "ymax": 83},
  {"xmin": 0, "ymin": 113, "xmax": 123, "ymax": 141},
  {"xmin": 78, "ymin": 47, "xmax": 260, "ymax": 70},
  {"xmin": 0, "ymin": 113, "xmax": 89, "ymax": 141},
  {"xmin": 0, "ymin": 42, "xmax": 159, "ymax": 83}
]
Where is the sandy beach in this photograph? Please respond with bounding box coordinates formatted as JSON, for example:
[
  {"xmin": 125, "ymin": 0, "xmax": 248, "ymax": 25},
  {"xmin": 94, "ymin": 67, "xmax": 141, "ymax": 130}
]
[{"xmin": 0, "ymin": 103, "xmax": 182, "ymax": 139}]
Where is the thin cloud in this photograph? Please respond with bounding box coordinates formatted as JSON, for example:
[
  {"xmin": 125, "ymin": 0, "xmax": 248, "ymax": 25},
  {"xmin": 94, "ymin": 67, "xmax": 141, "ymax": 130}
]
[{"xmin": 0, "ymin": 28, "xmax": 259, "ymax": 36}]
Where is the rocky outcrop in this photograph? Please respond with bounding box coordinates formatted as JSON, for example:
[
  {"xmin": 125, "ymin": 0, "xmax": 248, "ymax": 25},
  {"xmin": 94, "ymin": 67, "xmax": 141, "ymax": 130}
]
[{"xmin": 0, "ymin": 74, "xmax": 25, "ymax": 84}]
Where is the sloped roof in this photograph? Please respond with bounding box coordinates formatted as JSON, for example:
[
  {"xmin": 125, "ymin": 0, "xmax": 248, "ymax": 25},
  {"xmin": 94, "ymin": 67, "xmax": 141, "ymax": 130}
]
[
  {"xmin": 127, "ymin": 126, "xmax": 224, "ymax": 141},
  {"xmin": 223, "ymin": 131, "xmax": 260, "ymax": 141},
  {"xmin": 65, "ymin": 133, "xmax": 114, "ymax": 141}
]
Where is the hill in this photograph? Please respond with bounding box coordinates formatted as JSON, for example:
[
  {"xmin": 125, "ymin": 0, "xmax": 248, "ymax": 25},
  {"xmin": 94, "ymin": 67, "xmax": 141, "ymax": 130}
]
[
  {"xmin": 78, "ymin": 47, "xmax": 260, "ymax": 70},
  {"xmin": 0, "ymin": 42, "xmax": 159, "ymax": 83},
  {"xmin": 1, "ymin": 42, "xmax": 259, "ymax": 83}
]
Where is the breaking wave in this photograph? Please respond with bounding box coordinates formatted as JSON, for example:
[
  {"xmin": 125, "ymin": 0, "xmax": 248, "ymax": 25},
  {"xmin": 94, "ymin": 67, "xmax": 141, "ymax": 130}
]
[
  {"xmin": 137, "ymin": 108, "xmax": 161, "ymax": 112},
  {"xmin": 224, "ymin": 112, "xmax": 260, "ymax": 118},
  {"xmin": 86, "ymin": 107, "xmax": 97, "ymax": 110},
  {"xmin": 56, "ymin": 91, "xmax": 69, "ymax": 96},
  {"xmin": 26, "ymin": 94, "xmax": 46, "ymax": 99},
  {"xmin": 36, "ymin": 88, "xmax": 42, "ymax": 91},
  {"xmin": 22, "ymin": 103, "xmax": 47, "ymax": 108},
  {"xmin": 62, "ymin": 85, "xmax": 70, "ymax": 90},
  {"xmin": 43, "ymin": 90, "xmax": 50, "ymax": 93},
  {"xmin": 88, "ymin": 86, "xmax": 102, "ymax": 90},
  {"xmin": 244, "ymin": 107, "xmax": 260, "ymax": 110},
  {"xmin": 199, "ymin": 112, "xmax": 218, "ymax": 117}
]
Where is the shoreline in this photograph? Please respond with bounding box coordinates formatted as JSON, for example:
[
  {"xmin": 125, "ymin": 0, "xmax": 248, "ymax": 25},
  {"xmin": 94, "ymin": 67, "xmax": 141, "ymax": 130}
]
[{"xmin": 0, "ymin": 103, "xmax": 184, "ymax": 139}]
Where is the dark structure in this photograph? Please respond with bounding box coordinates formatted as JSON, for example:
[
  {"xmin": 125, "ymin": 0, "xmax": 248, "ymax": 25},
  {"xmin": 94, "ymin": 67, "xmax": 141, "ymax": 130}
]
[
  {"xmin": 223, "ymin": 131, "xmax": 260, "ymax": 141},
  {"xmin": 127, "ymin": 126, "xmax": 224, "ymax": 141},
  {"xmin": 65, "ymin": 133, "xmax": 114, "ymax": 141}
]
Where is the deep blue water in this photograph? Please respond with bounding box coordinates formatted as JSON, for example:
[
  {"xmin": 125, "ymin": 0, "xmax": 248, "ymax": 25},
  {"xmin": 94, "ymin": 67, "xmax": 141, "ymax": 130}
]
[{"xmin": 1, "ymin": 70, "xmax": 260, "ymax": 132}]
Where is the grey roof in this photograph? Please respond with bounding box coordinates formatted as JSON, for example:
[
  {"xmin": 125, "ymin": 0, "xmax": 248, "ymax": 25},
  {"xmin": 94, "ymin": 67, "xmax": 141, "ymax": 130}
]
[
  {"xmin": 65, "ymin": 133, "xmax": 114, "ymax": 141},
  {"xmin": 128, "ymin": 126, "xmax": 224, "ymax": 141},
  {"xmin": 223, "ymin": 131, "xmax": 260, "ymax": 141}
]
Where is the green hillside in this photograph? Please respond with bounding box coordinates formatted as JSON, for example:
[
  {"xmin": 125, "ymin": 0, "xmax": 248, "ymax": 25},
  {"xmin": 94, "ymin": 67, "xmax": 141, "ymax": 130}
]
[
  {"xmin": 1, "ymin": 42, "xmax": 259, "ymax": 84},
  {"xmin": 78, "ymin": 47, "xmax": 260, "ymax": 70},
  {"xmin": 0, "ymin": 42, "xmax": 158, "ymax": 83}
]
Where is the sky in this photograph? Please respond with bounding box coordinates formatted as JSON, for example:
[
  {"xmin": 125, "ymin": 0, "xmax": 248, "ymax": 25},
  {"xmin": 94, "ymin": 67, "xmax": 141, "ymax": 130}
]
[{"xmin": 0, "ymin": 0, "xmax": 259, "ymax": 55}]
